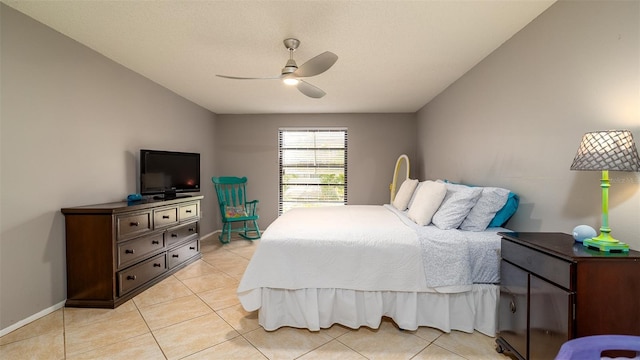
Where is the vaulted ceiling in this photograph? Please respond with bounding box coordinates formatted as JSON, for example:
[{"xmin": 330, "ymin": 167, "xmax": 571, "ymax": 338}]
[{"xmin": 2, "ymin": 0, "xmax": 555, "ymax": 114}]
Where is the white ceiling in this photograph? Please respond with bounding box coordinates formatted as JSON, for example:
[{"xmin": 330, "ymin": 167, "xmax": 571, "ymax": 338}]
[{"xmin": 3, "ymin": 0, "xmax": 555, "ymax": 114}]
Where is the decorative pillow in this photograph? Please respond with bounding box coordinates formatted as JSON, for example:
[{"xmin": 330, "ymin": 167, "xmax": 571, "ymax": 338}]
[
  {"xmin": 431, "ymin": 183, "xmax": 483, "ymax": 230},
  {"xmin": 407, "ymin": 181, "xmax": 424, "ymax": 209},
  {"xmin": 407, "ymin": 181, "xmax": 447, "ymax": 226},
  {"xmin": 460, "ymin": 187, "xmax": 510, "ymax": 231},
  {"xmin": 225, "ymin": 205, "xmax": 247, "ymax": 218},
  {"xmin": 443, "ymin": 179, "xmax": 520, "ymax": 229},
  {"xmin": 392, "ymin": 178, "xmax": 419, "ymax": 211},
  {"xmin": 487, "ymin": 192, "xmax": 520, "ymax": 227}
]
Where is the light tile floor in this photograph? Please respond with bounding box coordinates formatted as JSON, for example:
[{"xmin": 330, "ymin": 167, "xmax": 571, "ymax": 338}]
[{"xmin": 0, "ymin": 236, "xmax": 514, "ymax": 359}]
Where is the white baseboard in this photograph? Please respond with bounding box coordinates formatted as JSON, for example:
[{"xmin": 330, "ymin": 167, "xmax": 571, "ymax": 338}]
[
  {"xmin": 199, "ymin": 230, "xmax": 220, "ymax": 241},
  {"xmin": 0, "ymin": 300, "xmax": 66, "ymax": 337}
]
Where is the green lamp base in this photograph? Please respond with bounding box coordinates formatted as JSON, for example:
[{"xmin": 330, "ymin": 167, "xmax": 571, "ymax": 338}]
[{"xmin": 583, "ymin": 237, "xmax": 630, "ymax": 253}]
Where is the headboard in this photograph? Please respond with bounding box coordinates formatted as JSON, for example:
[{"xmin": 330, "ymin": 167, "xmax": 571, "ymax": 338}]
[{"xmin": 390, "ymin": 154, "xmax": 410, "ymax": 203}]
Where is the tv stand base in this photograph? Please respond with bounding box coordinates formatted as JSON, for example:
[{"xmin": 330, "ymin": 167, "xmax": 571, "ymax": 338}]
[{"xmin": 153, "ymin": 194, "xmax": 192, "ymax": 200}]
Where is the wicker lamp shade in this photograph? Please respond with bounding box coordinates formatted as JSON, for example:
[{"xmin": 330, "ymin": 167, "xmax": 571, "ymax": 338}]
[{"xmin": 570, "ymin": 130, "xmax": 640, "ymax": 171}]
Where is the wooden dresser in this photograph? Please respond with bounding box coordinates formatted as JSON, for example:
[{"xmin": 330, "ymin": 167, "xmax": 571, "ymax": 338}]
[
  {"xmin": 61, "ymin": 196, "xmax": 203, "ymax": 308},
  {"xmin": 496, "ymin": 232, "xmax": 640, "ymax": 360}
]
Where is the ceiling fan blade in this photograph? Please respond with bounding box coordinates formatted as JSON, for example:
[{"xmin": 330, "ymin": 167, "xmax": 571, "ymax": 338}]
[
  {"xmin": 293, "ymin": 51, "xmax": 338, "ymax": 78},
  {"xmin": 297, "ymin": 80, "xmax": 326, "ymax": 98},
  {"xmin": 216, "ymin": 75, "xmax": 282, "ymax": 80}
]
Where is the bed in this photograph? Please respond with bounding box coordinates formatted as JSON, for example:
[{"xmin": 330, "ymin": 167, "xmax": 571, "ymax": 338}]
[{"xmin": 237, "ymin": 155, "xmax": 518, "ymax": 336}]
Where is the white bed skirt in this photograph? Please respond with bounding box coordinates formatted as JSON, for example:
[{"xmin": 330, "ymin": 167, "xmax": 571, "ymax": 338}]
[{"xmin": 245, "ymin": 284, "xmax": 499, "ymax": 336}]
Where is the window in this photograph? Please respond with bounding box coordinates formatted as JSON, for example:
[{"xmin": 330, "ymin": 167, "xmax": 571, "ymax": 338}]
[{"xmin": 278, "ymin": 128, "xmax": 347, "ymax": 214}]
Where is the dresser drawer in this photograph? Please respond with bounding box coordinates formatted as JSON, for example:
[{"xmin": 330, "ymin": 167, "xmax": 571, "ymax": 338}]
[
  {"xmin": 168, "ymin": 239, "xmax": 199, "ymax": 269},
  {"xmin": 165, "ymin": 222, "xmax": 198, "ymax": 247},
  {"xmin": 502, "ymin": 238, "xmax": 573, "ymax": 290},
  {"xmin": 179, "ymin": 202, "xmax": 199, "ymax": 221},
  {"xmin": 117, "ymin": 253, "xmax": 166, "ymax": 296},
  {"xmin": 154, "ymin": 207, "xmax": 178, "ymax": 228},
  {"xmin": 117, "ymin": 211, "xmax": 152, "ymax": 240},
  {"xmin": 117, "ymin": 233, "xmax": 164, "ymax": 269}
]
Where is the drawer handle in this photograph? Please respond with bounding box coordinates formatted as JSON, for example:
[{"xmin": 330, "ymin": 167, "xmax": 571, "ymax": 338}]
[
  {"xmin": 125, "ymin": 249, "xmax": 135, "ymax": 254},
  {"xmin": 189, "ymin": 246, "xmax": 196, "ymax": 250},
  {"xmin": 188, "ymin": 228, "xmax": 195, "ymax": 232},
  {"xmin": 130, "ymin": 221, "xmax": 139, "ymax": 227},
  {"xmin": 162, "ymin": 215, "xmax": 170, "ymax": 219},
  {"xmin": 171, "ymin": 234, "xmax": 178, "ymax": 238},
  {"xmin": 172, "ymin": 254, "xmax": 179, "ymax": 258},
  {"xmin": 127, "ymin": 275, "xmax": 137, "ymax": 281},
  {"xmin": 153, "ymin": 263, "xmax": 162, "ymax": 267},
  {"xmin": 510, "ymin": 300, "xmax": 517, "ymax": 314},
  {"xmin": 186, "ymin": 209, "xmax": 192, "ymax": 213},
  {"xmin": 152, "ymin": 240, "xmax": 159, "ymax": 245}
]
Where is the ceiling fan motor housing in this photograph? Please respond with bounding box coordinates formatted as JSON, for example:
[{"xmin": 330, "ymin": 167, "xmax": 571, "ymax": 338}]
[{"xmin": 282, "ymin": 59, "xmax": 298, "ymax": 76}]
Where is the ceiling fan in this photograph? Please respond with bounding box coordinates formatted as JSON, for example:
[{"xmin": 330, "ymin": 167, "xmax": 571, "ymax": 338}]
[{"xmin": 216, "ymin": 38, "xmax": 338, "ymax": 98}]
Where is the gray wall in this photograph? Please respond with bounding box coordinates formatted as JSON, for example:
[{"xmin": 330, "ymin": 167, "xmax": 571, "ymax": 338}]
[
  {"xmin": 215, "ymin": 114, "xmax": 417, "ymax": 228},
  {"xmin": 0, "ymin": 5, "xmax": 217, "ymax": 331},
  {"xmin": 416, "ymin": 0, "xmax": 640, "ymax": 249}
]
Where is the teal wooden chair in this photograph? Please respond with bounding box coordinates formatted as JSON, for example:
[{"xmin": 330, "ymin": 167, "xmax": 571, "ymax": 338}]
[{"xmin": 212, "ymin": 176, "xmax": 261, "ymax": 244}]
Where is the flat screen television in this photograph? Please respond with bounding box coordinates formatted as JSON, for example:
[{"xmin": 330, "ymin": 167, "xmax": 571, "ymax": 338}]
[{"xmin": 140, "ymin": 149, "xmax": 200, "ymax": 199}]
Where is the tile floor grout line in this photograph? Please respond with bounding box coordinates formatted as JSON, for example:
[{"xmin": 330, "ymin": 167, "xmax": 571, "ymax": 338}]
[
  {"xmin": 408, "ymin": 342, "xmax": 430, "ymax": 360},
  {"xmin": 133, "ymin": 277, "xmax": 195, "ymax": 310},
  {"xmin": 291, "ymin": 338, "xmax": 335, "ymax": 360},
  {"xmin": 63, "ymin": 307, "xmax": 152, "ymax": 360},
  {"xmin": 238, "ymin": 333, "xmax": 270, "ymax": 360},
  {"xmin": 120, "ymin": 299, "xmax": 166, "ymax": 360},
  {"xmin": 333, "ymin": 332, "xmax": 372, "ymax": 359},
  {"xmin": 62, "ymin": 307, "xmax": 68, "ymax": 359},
  {"xmin": 146, "ymin": 307, "xmax": 212, "ymax": 333},
  {"xmin": 186, "ymin": 288, "xmax": 256, "ymax": 357}
]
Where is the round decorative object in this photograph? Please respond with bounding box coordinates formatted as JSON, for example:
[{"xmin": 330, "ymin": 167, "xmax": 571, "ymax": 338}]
[{"xmin": 573, "ymin": 225, "xmax": 597, "ymax": 243}]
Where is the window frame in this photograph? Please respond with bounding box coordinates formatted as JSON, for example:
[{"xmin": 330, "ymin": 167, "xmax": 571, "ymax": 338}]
[{"xmin": 278, "ymin": 127, "xmax": 348, "ymax": 215}]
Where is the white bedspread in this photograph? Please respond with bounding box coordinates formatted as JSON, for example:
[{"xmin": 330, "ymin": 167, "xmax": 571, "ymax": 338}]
[{"xmin": 238, "ymin": 205, "xmax": 428, "ymax": 295}]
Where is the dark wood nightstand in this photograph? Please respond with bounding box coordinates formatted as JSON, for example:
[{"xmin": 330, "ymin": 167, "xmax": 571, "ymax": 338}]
[{"xmin": 496, "ymin": 232, "xmax": 640, "ymax": 360}]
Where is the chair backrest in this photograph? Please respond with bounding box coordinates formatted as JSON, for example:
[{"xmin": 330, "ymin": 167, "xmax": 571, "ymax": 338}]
[
  {"xmin": 555, "ymin": 335, "xmax": 640, "ymax": 360},
  {"xmin": 212, "ymin": 176, "xmax": 248, "ymax": 210}
]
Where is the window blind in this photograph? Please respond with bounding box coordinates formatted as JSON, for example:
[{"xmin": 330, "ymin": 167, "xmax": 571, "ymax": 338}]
[{"xmin": 278, "ymin": 128, "xmax": 348, "ymax": 215}]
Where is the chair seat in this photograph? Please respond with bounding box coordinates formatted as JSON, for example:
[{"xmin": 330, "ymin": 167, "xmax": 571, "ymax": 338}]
[{"xmin": 223, "ymin": 215, "xmax": 259, "ymax": 222}]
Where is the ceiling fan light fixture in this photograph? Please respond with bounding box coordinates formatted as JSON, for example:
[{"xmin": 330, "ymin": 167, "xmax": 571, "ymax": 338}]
[{"xmin": 283, "ymin": 78, "xmax": 299, "ymax": 86}]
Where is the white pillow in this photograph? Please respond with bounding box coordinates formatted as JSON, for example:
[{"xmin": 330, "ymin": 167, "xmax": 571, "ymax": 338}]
[
  {"xmin": 432, "ymin": 183, "xmax": 483, "ymax": 230},
  {"xmin": 460, "ymin": 187, "xmax": 510, "ymax": 231},
  {"xmin": 392, "ymin": 179, "xmax": 419, "ymax": 211},
  {"xmin": 407, "ymin": 181, "xmax": 447, "ymax": 226},
  {"xmin": 407, "ymin": 181, "xmax": 424, "ymax": 209}
]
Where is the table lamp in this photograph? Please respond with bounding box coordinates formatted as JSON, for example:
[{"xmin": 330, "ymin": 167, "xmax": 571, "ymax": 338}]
[{"xmin": 570, "ymin": 130, "xmax": 640, "ymax": 252}]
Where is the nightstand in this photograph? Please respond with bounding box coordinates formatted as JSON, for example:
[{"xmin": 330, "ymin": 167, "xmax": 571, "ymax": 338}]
[{"xmin": 496, "ymin": 232, "xmax": 640, "ymax": 360}]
